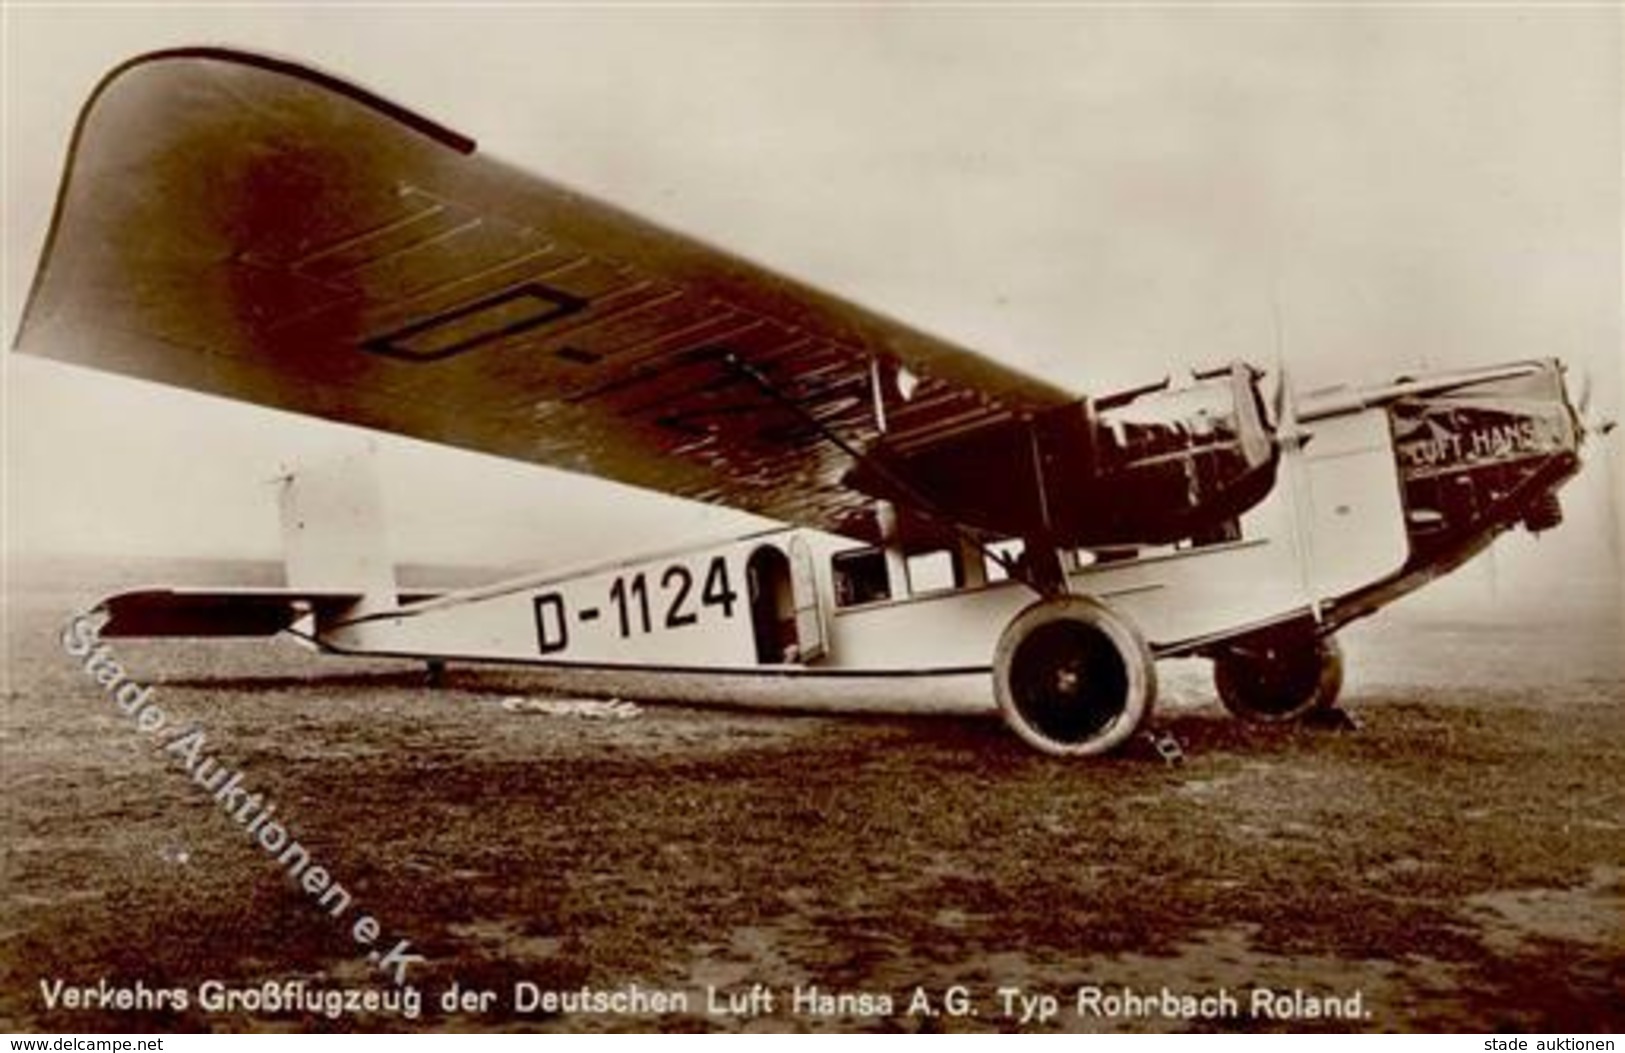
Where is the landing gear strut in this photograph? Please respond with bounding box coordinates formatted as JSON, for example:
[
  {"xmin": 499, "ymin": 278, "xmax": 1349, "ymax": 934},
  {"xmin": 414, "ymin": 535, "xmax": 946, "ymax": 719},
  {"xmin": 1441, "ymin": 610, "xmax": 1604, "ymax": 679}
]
[
  {"xmin": 1212, "ymin": 632, "xmax": 1343, "ymax": 723},
  {"xmin": 424, "ymin": 659, "xmax": 447, "ymax": 688},
  {"xmin": 993, "ymin": 596, "xmax": 1156, "ymax": 756}
]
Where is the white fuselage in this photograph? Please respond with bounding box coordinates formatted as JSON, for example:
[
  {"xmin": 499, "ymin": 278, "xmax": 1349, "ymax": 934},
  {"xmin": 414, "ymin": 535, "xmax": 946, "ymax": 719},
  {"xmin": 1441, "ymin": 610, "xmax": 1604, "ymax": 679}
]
[{"xmin": 318, "ymin": 406, "xmax": 1411, "ymax": 715}]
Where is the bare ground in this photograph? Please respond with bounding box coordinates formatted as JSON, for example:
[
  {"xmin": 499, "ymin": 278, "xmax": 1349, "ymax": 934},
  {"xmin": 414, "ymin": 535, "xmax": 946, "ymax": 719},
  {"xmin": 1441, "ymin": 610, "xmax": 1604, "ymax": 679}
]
[{"xmin": 2, "ymin": 572, "xmax": 1621, "ymax": 1033}]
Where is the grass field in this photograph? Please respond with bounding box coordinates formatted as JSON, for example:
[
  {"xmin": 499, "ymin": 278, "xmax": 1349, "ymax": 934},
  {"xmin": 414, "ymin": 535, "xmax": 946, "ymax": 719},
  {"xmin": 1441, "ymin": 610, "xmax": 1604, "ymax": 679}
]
[{"xmin": 1, "ymin": 562, "xmax": 1620, "ymax": 1033}]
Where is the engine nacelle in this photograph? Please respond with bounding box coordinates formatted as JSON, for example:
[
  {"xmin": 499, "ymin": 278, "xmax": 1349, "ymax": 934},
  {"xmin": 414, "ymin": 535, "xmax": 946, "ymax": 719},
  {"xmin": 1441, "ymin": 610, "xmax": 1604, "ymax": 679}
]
[
  {"xmin": 856, "ymin": 363, "xmax": 1278, "ymax": 549},
  {"xmin": 993, "ymin": 596, "xmax": 1156, "ymax": 756}
]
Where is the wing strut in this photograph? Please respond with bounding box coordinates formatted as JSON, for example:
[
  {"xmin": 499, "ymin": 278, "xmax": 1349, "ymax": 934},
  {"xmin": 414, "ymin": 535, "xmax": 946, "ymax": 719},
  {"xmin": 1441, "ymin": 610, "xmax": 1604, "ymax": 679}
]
[
  {"xmin": 1021, "ymin": 422, "xmax": 1069, "ymax": 595},
  {"xmin": 720, "ymin": 352, "xmax": 1060, "ymax": 597}
]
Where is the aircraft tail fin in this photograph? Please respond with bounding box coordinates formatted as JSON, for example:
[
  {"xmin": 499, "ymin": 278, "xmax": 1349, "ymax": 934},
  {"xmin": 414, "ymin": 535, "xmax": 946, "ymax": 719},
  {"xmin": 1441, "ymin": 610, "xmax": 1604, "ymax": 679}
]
[{"xmin": 277, "ymin": 443, "xmax": 398, "ymax": 621}]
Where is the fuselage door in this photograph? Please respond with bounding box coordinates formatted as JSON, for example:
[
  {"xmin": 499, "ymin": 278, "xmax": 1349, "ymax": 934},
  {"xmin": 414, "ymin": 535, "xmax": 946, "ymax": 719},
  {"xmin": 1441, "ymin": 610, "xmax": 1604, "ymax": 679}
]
[{"xmin": 788, "ymin": 535, "xmax": 827, "ymax": 662}]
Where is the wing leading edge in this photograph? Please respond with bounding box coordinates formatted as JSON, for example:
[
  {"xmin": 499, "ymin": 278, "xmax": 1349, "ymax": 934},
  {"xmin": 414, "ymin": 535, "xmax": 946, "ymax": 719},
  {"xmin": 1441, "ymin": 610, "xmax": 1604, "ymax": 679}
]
[{"xmin": 16, "ymin": 48, "xmax": 1075, "ymax": 546}]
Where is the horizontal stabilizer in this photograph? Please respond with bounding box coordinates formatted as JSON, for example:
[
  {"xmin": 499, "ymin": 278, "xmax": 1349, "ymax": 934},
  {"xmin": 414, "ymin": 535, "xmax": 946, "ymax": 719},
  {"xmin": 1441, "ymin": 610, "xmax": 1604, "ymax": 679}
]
[{"xmin": 91, "ymin": 588, "xmax": 432, "ymax": 638}]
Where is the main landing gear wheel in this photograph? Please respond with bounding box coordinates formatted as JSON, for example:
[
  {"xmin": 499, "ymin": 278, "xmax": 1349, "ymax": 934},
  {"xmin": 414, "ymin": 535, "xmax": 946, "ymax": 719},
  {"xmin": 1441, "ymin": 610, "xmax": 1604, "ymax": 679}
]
[
  {"xmin": 993, "ymin": 596, "xmax": 1156, "ymax": 756},
  {"xmin": 1212, "ymin": 633, "xmax": 1343, "ymax": 723}
]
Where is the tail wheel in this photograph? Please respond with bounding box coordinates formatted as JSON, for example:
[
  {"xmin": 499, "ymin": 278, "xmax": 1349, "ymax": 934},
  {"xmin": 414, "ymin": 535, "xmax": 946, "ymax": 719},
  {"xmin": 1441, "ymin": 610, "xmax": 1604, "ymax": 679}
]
[
  {"xmin": 993, "ymin": 596, "xmax": 1156, "ymax": 756},
  {"xmin": 1213, "ymin": 633, "xmax": 1344, "ymax": 723}
]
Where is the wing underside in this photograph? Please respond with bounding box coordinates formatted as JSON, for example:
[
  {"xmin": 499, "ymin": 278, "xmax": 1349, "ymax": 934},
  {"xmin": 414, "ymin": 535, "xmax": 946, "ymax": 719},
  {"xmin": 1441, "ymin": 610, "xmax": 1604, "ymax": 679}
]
[{"xmin": 16, "ymin": 49, "xmax": 1073, "ymax": 545}]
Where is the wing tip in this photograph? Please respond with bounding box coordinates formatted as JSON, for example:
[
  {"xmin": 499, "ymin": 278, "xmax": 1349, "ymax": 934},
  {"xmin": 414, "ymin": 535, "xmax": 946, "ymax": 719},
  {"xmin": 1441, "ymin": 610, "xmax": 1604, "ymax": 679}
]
[
  {"xmin": 94, "ymin": 46, "xmax": 477, "ymax": 155},
  {"xmin": 14, "ymin": 45, "xmax": 478, "ymax": 356}
]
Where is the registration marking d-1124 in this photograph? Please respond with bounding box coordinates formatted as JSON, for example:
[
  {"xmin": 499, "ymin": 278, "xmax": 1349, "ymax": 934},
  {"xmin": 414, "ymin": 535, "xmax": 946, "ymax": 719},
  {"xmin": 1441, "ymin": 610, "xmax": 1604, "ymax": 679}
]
[{"xmin": 532, "ymin": 555, "xmax": 739, "ymax": 655}]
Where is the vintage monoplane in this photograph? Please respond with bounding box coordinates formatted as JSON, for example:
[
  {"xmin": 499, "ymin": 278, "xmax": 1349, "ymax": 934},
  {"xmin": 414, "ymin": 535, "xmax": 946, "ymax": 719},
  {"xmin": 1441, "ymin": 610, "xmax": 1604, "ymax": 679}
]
[{"xmin": 14, "ymin": 49, "xmax": 1597, "ymax": 755}]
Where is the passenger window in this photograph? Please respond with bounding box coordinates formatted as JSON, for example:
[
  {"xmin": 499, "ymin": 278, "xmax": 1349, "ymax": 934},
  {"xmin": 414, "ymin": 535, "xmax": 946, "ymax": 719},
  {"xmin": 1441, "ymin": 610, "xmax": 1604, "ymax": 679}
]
[
  {"xmin": 982, "ymin": 538, "xmax": 1025, "ymax": 583},
  {"xmin": 832, "ymin": 549, "xmax": 891, "ymax": 607},
  {"xmin": 906, "ymin": 550, "xmax": 955, "ymax": 594}
]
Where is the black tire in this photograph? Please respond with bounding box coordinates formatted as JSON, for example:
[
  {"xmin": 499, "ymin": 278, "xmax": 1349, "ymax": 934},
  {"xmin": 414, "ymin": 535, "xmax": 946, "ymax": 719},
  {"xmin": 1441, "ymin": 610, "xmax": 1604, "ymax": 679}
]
[
  {"xmin": 993, "ymin": 596, "xmax": 1156, "ymax": 756},
  {"xmin": 1213, "ymin": 634, "xmax": 1343, "ymax": 723}
]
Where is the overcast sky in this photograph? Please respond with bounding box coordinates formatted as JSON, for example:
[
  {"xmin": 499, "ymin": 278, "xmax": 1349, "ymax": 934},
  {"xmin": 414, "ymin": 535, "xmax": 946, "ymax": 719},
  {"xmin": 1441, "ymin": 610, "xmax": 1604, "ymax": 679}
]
[{"xmin": 3, "ymin": 5, "xmax": 1619, "ymax": 600}]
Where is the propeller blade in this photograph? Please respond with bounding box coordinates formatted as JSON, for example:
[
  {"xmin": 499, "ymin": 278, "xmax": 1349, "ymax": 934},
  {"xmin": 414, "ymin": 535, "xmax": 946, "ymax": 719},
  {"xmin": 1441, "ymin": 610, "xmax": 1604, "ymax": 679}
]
[
  {"xmin": 1572, "ymin": 366, "xmax": 1618, "ymax": 436},
  {"xmin": 1272, "ymin": 366, "xmax": 1292, "ymax": 427}
]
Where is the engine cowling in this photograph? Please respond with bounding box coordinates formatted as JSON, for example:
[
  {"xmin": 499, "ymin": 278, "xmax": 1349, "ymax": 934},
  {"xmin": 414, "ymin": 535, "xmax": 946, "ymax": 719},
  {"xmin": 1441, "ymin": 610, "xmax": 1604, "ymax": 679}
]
[{"xmin": 993, "ymin": 596, "xmax": 1156, "ymax": 756}]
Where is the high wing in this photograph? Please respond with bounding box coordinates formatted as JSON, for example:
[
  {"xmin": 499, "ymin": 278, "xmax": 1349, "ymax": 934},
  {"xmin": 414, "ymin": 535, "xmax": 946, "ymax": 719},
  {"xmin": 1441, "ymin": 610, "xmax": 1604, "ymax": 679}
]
[{"xmin": 15, "ymin": 48, "xmax": 1075, "ymax": 546}]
